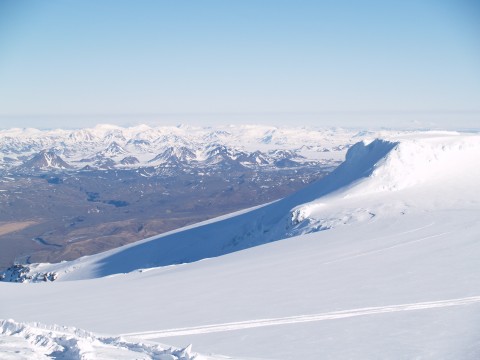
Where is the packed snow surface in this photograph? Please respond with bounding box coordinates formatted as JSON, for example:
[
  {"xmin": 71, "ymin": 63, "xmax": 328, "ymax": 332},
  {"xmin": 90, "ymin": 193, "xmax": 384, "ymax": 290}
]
[{"xmin": 1, "ymin": 132, "xmax": 480, "ymax": 359}]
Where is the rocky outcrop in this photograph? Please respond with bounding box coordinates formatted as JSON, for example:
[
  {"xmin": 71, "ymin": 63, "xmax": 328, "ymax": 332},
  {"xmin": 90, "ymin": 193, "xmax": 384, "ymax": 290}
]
[{"xmin": 0, "ymin": 264, "xmax": 57, "ymax": 283}]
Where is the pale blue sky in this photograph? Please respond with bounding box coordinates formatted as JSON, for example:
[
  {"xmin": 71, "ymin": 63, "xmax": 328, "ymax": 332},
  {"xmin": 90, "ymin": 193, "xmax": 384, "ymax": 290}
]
[{"xmin": 0, "ymin": 0, "xmax": 479, "ymax": 129}]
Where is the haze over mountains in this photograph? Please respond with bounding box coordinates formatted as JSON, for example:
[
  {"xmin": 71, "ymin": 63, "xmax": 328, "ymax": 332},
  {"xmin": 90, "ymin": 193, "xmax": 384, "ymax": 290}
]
[{"xmin": 1, "ymin": 130, "xmax": 479, "ymax": 359}]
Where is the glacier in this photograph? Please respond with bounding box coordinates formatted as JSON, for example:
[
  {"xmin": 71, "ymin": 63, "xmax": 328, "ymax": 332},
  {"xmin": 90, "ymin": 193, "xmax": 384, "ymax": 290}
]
[{"xmin": 1, "ymin": 131, "xmax": 479, "ymax": 359}]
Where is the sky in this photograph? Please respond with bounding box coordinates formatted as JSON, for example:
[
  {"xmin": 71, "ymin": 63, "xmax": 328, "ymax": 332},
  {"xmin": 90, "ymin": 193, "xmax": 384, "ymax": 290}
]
[{"xmin": 0, "ymin": 0, "xmax": 479, "ymax": 129}]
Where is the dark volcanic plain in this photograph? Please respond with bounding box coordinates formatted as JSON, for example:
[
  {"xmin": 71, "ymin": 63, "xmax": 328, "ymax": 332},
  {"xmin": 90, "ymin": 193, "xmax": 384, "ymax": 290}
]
[{"xmin": 0, "ymin": 166, "xmax": 328, "ymax": 269}]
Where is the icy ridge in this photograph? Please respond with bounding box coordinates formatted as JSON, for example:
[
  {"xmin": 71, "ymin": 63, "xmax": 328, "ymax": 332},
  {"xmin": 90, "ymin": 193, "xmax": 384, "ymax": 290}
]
[
  {"xmin": 354, "ymin": 135, "xmax": 480, "ymax": 194},
  {"xmin": 0, "ymin": 319, "xmax": 206, "ymax": 360},
  {"xmin": 287, "ymin": 134, "xmax": 480, "ymax": 235}
]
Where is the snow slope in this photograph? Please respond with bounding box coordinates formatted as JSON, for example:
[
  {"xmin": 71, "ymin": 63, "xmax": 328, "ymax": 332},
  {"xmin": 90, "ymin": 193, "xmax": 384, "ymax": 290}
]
[{"xmin": 1, "ymin": 132, "xmax": 480, "ymax": 359}]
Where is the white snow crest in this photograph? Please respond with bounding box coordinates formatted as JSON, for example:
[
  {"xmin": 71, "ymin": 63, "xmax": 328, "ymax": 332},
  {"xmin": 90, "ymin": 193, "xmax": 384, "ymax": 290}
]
[
  {"xmin": 0, "ymin": 319, "xmax": 203, "ymax": 360},
  {"xmin": 349, "ymin": 134, "xmax": 480, "ymax": 195},
  {"xmin": 282, "ymin": 134, "xmax": 480, "ymax": 236}
]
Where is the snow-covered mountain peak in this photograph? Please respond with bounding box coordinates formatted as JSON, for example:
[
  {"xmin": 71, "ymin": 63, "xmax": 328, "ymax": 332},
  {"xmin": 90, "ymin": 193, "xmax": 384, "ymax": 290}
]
[
  {"xmin": 100, "ymin": 141, "xmax": 128, "ymax": 157},
  {"xmin": 149, "ymin": 146, "xmax": 197, "ymax": 164},
  {"xmin": 18, "ymin": 149, "xmax": 72, "ymax": 171},
  {"xmin": 68, "ymin": 129, "xmax": 96, "ymax": 142}
]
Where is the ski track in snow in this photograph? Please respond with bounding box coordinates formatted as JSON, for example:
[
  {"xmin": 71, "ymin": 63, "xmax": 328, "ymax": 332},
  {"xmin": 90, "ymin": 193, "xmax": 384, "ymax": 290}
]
[{"xmin": 123, "ymin": 295, "xmax": 480, "ymax": 339}]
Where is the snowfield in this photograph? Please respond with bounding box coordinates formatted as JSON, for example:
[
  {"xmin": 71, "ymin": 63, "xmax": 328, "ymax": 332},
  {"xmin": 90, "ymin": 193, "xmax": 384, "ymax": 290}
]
[{"xmin": 1, "ymin": 131, "xmax": 480, "ymax": 359}]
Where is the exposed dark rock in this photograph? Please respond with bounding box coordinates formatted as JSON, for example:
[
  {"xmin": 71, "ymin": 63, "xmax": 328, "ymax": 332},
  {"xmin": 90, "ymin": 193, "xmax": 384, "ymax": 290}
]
[{"xmin": 0, "ymin": 264, "xmax": 57, "ymax": 283}]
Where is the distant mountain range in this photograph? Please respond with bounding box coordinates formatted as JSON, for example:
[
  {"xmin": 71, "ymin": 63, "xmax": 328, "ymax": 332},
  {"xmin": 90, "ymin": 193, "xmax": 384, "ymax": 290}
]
[{"xmin": 0, "ymin": 124, "xmax": 371, "ymax": 173}]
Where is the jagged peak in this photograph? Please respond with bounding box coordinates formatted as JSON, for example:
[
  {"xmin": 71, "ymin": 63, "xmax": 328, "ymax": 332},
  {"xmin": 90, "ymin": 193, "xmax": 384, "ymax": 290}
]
[{"xmin": 19, "ymin": 149, "xmax": 72, "ymax": 170}]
